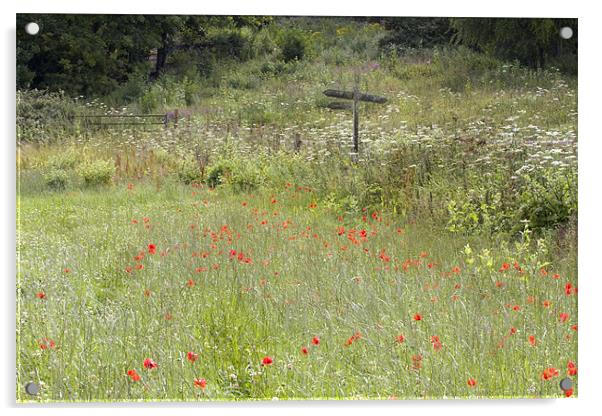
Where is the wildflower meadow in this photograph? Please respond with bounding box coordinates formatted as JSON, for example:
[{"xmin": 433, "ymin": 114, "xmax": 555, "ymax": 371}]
[{"xmin": 16, "ymin": 15, "xmax": 577, "ymax": 402}]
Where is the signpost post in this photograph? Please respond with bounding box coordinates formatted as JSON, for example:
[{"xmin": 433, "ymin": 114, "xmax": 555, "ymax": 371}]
[{"xmin": 323, "ymin": 78, "xmax": 387, "ymax": 154}]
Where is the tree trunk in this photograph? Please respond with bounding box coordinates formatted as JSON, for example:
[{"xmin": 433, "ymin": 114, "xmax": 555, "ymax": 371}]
[{"xmin": 151, "ymin": 32, "xmax": 168, "ymax": 80}]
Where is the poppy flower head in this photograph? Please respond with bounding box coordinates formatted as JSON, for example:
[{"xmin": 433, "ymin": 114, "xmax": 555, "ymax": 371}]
[
  {"xmin": 127, "ymin": 369, "xmax": 141, "ymax": 382},
  {"xmin": 36, "ymin": 291, "xmax": 46, "ymax": 299},
  {"xmin": 542, "ymin": 367, "xmax": 559, "ymax": 380},
  {"xmin": 301, "ymin": 346, "xmax": 309, "ymax": 355},
  {"xmin": 467, "ymin": 378, "xmax": 477, "ymax": 387},
  {"xmin": 143, "ymin": 358, "xmax": 158, "ymax": 369},
  {"xmin": 194, "ymin": 378, "xmax": 207, "ymax": 390},
  {"xmin": 187, "ymin": 351, "xmax": 198, "ymax": 363},
  {"xmin": 312, "ymin": 336, "xmax": 320, "ymax": 346},
  {"xmin": 148, "ymin": 244, "xmax": 157, "ymax": 254},
  {"xmin": 567, "ymin": 361, "xmax": 577, "ymax": 376},
  {"xmin": 413, "ymin": 313, "xmax": 422, "ymax": 321},
  {"xmin": 262, "ymin": 356, "xmax": 273, "ymax": 366}
]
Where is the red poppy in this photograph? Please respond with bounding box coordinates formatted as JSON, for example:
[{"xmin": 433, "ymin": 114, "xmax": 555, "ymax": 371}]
[
  {"xmin": 542, "ymin": 367, "xmax": 559, "ymax": 380},
  {"xmin": 499, "ymin": 263, "xmax": 510, "ymax": 272},
  {"xmin": 39, "ymin": 338, "xmax": 56, "ymax": 350},
  {"xmin": 413, "ymin": 313, "xmax": 422, "ymax": 321},
  {"xmin": 451, "ymin": 266, "xmax": 461, "ymax": 274},
  {"xmin": 143, "ymin": 358, "xmax": 157, "ymax": 369},
  {"xmin": 411, "ymin": 354, "xmax": 423, "ymax": 369},
  {"xmin": 127, "ymin": 369, "xmax": 141, "ymax": 382},
  {"xmin": 431, "ymin": 336, "xmax": 443, "ymax": 351},
  {"xmin": 186, "ymin": 279, "xmax": 195, "ymax": 288},
  {"xmin": 148, "ymin": 244, "xmax": 157, "ymax": 255},
  {"xmin": 194, "ymin": 378, "xmax": 207, "ymax": 390},
  {"xmin": 396, "ymin": 334, "xmax": 405, "ymax": 343},
  {"xmin": 345, "ymin": 332, "xmax": 362, "ymax": 346},
  {"xmin": 301, "ymin": 346, "xmax": 309, "ymax": 355},
  {"xmin": 528, "ymin": 335, "xmax": 536, "ymax": 346},
  {"xmin": 565, "ymin": 282, "xmax": 577, "ymax": 295},
  {"xmin": 262, "ymin": 356, "xmax": 273, "ymax": 366},
  {"xmin": 36, "ymin": 291, "xmax": 46, "ymax": 299},
  {"xmin": 509, "ymin": 327, "xmax": 517, "ymax": 335},
  {"xmin": 187, "ymin": 351, "xmax": 199, "ymax": 363},
  {"xmin": 467, "ymin": 378, "xmax": 477, "ymax": 387},
  {"xmin": 312, "ymin": 336, "xmax": 320, "ymax": 346},
  {"xmin": 564, "ymin": 388, "xmax": 574, "ymax": 398},
  {"xmin": 567, "ymin": 361, "xmax": 577, "ymax": 376},
  {"xmin": 559, "ymin": 312, "xmax": 569, "ymax": 323},
  {"xmin": 63, "ymin": 268, "xmax": 70, "ymax": 273}
]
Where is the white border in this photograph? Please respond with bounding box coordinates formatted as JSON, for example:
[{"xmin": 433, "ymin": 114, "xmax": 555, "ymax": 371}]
[{"xmin": 2, "ymin": 1, "xmax": 601, "ymax": 415}]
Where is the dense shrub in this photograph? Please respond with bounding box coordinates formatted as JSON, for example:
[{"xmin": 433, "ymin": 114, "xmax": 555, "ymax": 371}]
[
  {"xmin": 17, "ymin": 89, "xmax": 78, "ymax": 143},
  {"xmin": 177, "ymin": 158, "xmax": 202, "ymax": 185},
  {"xmin": 78, "ymin": 159, "xmax": 115, "ymax": 186},
  {"xmin": 43, "ymin": 168, "xmax": 69, "ymax": 190},
  {"xmin": 280, "ymin": 31, "xmax": 306, "ymax": 62}
]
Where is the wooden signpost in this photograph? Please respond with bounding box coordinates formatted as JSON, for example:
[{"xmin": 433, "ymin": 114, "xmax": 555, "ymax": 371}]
[{"xmin": 323, "ymin": 76, "xmax": 387, "ymax": 154}]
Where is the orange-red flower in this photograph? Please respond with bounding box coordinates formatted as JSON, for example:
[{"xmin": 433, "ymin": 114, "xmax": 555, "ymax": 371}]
[
  {"xmin": 187, "ymin": 351, "xmax": 198, "ymax": 363},
  {"xmin": 413, "ymin": 313, "xmax": 422, "ymax": 321},
  {"xmin": 39, "ymin": 338, "xmax": 55, "ymax": 350},
  {"xmin": 143, "ymin": 358, "xmax": 158, "ymax": 369},
  {"xmin": 528, "ymin": 335, "xmax": 536, "ymax": 346},
  {"xmin": 542, "ymin": 367, "xmax": 559, "ymax": 380},
  {"xmin": 127, "ymin": 369, "xmax": 141, "ymax": 382},
  {"xmin": 194, "ymin": 378, "xmax": 207, "ymax": 390},
  {"xmin": 301, "ymin": 346, "xmax": 309, "ymax": 355},
  {"xmin": 262, "ymin": 356, "xmax": 273, "ymax": 366},
  {"xmin": 36, "ymin": 291, "xmax": 46, "ymax": 299},
  {"xmin": 467, "ymin": 378, "xmax": 477, "ymax": 387},
  {"xmin": 567, "ymin": 361, "xmax": 577, "ymax": 376},
  {"xmin": 565, "ymin": 282, "xmax": 577, "ymax": 295},
  {"xmin": 312, "ymin": 336, "xmax": 320, "ymax": 346},
  {"xmin": 345, "ymin": 332, "xmax": 362, "ymax": 346},
  {"xmin": 431, "ymin": 336, "xmax": 443, "ymax": 351}
]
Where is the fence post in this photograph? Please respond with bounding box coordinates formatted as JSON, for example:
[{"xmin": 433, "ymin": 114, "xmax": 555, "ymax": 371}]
[{"xmin": 352, "ymin": 72, "xmax": 360, "ymax": 154}]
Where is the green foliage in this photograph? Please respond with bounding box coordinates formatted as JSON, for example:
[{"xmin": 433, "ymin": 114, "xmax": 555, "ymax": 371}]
[
  {"xmin": 77, "ymin": 159, "xmax": 115, "ymax": 186},
  {"xmin": 17, "ymin": 90, "xmax": 78, "ymax": 143},
  {"xmin": 518, "ymin": 169, "xmax": 577, "ymax": 231},
  {"xmin": 206, "ymin": 161, "xmax": 230, "ymax": 188},
  {"xmin": 378, "ymin": 17, "xmax": 452, "ymax": 51},
  {"xmin": 45, "ymin": 148, "xmax": 81, "ymax": 170},
  {"xmin": 450, "ymin": 18, "xmax": 577, "ymax": 73},
  {"xmin": 280, "ymin": 30, "xmax": 306, "ymax": 62},
  {"xmin": 176, "ymin": 158, "xmax": 202, "ymax": 185},
  {"xmin": 43, "ymin": 168, "xmax": 69, "ymax": 190}
]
